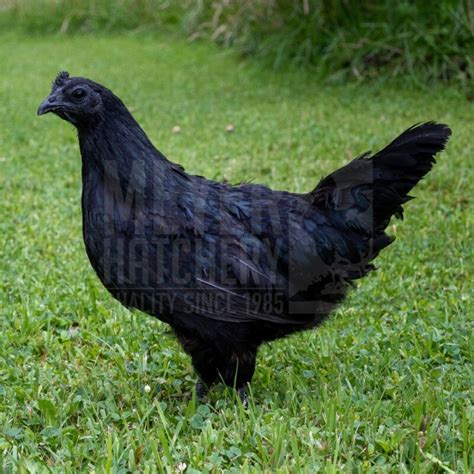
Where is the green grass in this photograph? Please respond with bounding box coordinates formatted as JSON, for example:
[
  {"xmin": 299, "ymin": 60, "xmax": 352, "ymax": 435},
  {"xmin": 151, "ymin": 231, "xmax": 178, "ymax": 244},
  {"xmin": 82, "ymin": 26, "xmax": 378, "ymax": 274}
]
[
  {"xmin": 186, "ymin": 0, "xmax": 473, "ymax": 85},
  {"xmin": 0, "ymin": 33, "xmax": 472, "ymax": 472},
  {"xmin": 2, "ymin": 1, "xmax": 473, "ymax": 87}
]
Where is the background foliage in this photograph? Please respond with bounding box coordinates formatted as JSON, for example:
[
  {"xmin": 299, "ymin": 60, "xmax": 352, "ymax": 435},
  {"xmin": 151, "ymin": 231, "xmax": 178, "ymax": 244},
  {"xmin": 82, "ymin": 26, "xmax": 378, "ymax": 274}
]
[{"xmin": 1, "ymin": 0, "xmax": 473, "ymax": 85}]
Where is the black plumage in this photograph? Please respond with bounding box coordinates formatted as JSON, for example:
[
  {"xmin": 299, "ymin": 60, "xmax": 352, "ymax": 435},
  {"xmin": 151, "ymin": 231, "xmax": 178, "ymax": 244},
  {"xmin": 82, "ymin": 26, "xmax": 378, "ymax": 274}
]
[{"xmin": 38, "ymin": 72, "xmax": 451, "ymax": 401}]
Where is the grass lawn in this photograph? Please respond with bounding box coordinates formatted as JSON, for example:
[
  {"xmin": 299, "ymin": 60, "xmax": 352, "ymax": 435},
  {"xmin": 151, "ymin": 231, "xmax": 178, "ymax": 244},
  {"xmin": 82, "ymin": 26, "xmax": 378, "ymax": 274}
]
[{"xmin": 0, "ymin": 33, "xmax": 472, "ymax": 472}]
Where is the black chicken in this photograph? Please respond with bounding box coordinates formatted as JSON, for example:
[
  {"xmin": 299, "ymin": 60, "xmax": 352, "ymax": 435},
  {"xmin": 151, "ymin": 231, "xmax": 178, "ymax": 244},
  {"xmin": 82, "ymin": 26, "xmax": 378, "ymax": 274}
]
[{"xmin": 38, "ymin": 72, "xmax": 451, "ymax": 402}]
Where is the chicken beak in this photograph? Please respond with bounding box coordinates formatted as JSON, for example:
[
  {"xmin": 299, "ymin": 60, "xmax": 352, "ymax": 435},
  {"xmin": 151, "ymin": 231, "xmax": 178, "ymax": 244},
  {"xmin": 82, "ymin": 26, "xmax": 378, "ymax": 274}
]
[
  {"xmin": 37, "ymin": 99, "xmax": 53, "ymax": 116},
  {"xmin": 37, "ymin": 94, "xmax": 61, "ymax": 116}
]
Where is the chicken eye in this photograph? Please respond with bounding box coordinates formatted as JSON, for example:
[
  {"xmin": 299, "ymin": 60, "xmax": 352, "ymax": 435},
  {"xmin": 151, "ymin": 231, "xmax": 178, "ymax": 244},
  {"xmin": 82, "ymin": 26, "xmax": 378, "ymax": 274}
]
[{"xmin": 71, "ymin": 88, "xmax": 86, "ymax": 101}]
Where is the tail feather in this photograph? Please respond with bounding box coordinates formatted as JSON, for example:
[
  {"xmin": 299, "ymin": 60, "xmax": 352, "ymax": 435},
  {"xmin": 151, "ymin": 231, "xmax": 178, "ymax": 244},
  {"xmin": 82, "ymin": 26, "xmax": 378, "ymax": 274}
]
[{"xmin": 312, "ymin": 122, "xmax": 451, "ymax": 238}]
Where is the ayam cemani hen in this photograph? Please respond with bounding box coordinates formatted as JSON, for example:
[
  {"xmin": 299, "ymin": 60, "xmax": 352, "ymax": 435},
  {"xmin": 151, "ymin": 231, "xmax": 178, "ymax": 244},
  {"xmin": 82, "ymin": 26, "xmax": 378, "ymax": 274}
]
[{"xmin": 38, "ymin": 72, "xmax": 451, "ymax": 403}]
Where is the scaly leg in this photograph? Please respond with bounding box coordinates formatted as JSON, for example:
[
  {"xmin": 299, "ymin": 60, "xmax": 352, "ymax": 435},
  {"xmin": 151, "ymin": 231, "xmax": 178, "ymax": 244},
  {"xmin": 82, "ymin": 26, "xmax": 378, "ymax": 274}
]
[
  {"xmin": 218, "ymin": 348, "xmax": 257, "ymax": 407},
  {"xmin": 174, "ymin": 329, "xmax": 219, "ymax": 400}
]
